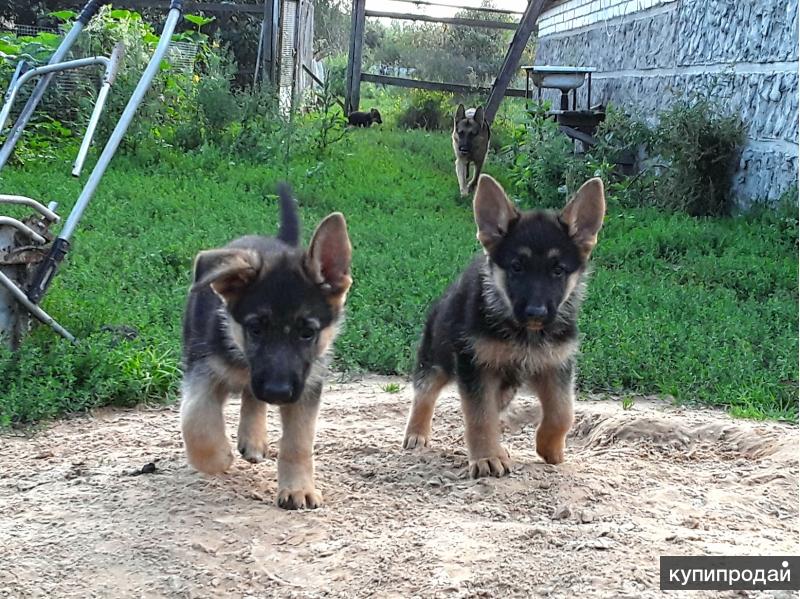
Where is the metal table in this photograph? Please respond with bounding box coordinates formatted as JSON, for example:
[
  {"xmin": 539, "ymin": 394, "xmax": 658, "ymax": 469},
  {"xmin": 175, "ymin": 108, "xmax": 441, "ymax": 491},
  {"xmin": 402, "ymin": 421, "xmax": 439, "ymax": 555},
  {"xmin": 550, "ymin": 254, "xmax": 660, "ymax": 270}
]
[{"xmin": 522, "ymin": 65, "xmax": 597, "ymax": 111}]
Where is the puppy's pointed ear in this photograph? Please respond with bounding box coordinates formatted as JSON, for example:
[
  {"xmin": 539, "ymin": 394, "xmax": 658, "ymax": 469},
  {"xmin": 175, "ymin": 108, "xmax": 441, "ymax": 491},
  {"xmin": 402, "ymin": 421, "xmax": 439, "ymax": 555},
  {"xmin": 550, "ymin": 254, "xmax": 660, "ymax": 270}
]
[
  {"xmin": 306, "ymin": 212, "xmax": 352, "ymax": 306},
  {"xmin": 192, "ymin": 248, "xmax": 261, "ymax": 304},
  {"xmin": 473, "ymin": 105, "xmax": 485, "ymax": 126},
  {"xmin": 561, "ymin": 177, "xmax": 606, "ymax": 259},
  {"xmin": 473, "ymin": 174, "xmax": 519, "ymax": 252},
  {"xmin": 455, "ymin": 104, "xmax": 466, "ymax": 122}
]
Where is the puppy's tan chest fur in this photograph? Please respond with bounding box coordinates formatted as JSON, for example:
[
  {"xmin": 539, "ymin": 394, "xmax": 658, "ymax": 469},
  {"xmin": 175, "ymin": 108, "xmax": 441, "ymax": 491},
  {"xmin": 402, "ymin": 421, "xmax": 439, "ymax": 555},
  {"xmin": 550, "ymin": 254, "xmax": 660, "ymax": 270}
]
[{"xmin": 471, "ymin": 336, "xmax": 577, "ymax": 375}]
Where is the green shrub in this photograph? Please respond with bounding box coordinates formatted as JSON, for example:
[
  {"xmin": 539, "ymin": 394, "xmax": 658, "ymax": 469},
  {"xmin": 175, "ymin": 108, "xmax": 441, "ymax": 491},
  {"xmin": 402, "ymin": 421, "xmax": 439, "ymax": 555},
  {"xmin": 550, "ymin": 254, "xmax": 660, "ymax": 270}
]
[
  {"xmin": 323, "ymin": 53, "xmax": 348, "ymax": 99},
  {"xmin": 396, "ymin": 89, "xmax": 452, "ymax": 131},
  {"xmin": 502, "ymin": 103, "xmax": 605, "ymax": 208},
  {"xmin": 654, "ymin": 99, "xmax": 745, "ymax": 216},
  {"xmin": 502, "ymin": 99, "xmax": 746, "ymax": 216}
]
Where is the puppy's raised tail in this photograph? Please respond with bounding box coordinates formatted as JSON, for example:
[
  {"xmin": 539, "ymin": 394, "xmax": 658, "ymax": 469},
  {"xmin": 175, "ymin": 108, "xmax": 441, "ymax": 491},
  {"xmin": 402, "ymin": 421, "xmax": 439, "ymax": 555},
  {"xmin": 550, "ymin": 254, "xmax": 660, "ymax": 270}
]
[{"xmin": 276, "ymin": 182, "xmax": 300, "ymax": 246}]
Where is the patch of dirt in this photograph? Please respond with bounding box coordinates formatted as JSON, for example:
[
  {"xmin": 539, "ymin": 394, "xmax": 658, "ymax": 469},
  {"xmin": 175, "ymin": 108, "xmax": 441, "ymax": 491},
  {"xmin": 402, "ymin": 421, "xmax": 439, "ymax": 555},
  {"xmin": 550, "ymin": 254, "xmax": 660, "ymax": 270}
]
[{"xmin": 1, "ymin": 375, "xmax": 797, "ymax": 598}]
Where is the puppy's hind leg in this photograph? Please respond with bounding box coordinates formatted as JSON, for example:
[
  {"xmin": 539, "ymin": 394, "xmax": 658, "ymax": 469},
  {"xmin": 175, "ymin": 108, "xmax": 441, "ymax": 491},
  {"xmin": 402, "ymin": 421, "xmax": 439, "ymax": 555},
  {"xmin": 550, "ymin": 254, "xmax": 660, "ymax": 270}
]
[
  {"xmin": 181, "ymin": 373, "xmax": 234, "ymax": 474},
  {"xmin": 403, "ymin": 367, "xmax": 448, "ymax": 449}
]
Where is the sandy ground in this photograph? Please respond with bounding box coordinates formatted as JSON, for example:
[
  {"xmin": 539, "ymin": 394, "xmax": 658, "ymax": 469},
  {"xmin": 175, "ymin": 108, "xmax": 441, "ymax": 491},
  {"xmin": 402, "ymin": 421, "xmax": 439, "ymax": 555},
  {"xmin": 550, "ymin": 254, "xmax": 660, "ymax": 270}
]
[{"xmin": 0, "ymin": 374, "xmax": 798, "ymax": 598}]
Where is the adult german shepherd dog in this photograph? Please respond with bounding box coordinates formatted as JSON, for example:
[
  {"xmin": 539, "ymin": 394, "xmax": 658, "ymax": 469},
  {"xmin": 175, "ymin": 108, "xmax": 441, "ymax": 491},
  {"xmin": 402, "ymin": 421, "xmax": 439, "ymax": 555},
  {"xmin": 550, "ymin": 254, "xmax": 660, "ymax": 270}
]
[
  {"xmin": 181, "ymin": 184, "xmax": 352, "ymax": 509},
  {"xmin": 403, "ymin": 175, "xmax": 605, "ymax": 478},
  {"xmin": 452, "ymin": 104, "xmax": 490, "ymax": 197}
]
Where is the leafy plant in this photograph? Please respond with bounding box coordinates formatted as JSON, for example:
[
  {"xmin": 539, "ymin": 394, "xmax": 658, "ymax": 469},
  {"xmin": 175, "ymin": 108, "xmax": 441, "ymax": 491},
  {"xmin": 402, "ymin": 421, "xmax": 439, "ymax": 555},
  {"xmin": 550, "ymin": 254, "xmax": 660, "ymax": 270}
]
[
  {"xmin": 502, "ymin": 102, "xmax": 588, "ymax": 208},
  {"xmin": 396, "ymin": 89, "xmax": 452, "ymax": 131},
  {"xmin": 305, "ymin": 78, "xmax": 348, "ymax": 156},
  {"xmin": 654, "ymin": 99, "xmax": 745, "ymax": 216}
]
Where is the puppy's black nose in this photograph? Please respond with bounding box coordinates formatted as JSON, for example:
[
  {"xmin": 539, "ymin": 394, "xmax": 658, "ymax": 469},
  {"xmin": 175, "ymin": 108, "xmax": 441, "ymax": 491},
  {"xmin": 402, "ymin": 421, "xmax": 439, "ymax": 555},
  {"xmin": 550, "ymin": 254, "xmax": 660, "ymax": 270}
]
[
  {"xmin": 525, "ymin": 304, "xmax": 548, "ymax": 320},
  {"xmin": 459, "ymin": 145, "xmax": 469, "ymax": 152},
  {"xmin": 259, "ymin": 381, "xmax": 294, "ymax": 403}
]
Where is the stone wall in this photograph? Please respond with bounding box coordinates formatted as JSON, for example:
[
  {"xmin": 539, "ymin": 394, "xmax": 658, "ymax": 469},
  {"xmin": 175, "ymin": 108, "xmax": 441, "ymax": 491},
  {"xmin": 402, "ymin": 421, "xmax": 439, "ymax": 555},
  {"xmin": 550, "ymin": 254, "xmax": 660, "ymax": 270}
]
[{"xmin": 534, "ymin": 0, "xmax": 798, "ymax": 205}]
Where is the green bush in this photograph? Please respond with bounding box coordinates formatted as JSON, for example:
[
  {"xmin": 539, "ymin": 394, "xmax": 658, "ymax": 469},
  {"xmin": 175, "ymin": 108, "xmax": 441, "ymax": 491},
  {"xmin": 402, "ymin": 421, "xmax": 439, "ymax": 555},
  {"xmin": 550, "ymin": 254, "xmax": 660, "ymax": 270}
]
[
  {"xmin": 654, "ymin": 99, "xmax": 745, "ymax": 216},
  {"xmin": 323, "ymin": 53, "xmax": 348, "ymax": 99},
  {"xmin": 501, "ymin": 103, "xmax": 606, "ymax": 208},
  {"xmin": 396, "ymin": 89, "xmax": 453, "ymax": 131},
  {"xmin": 502, "ymin": 99, "xmax": 746, "ymax": 216}
]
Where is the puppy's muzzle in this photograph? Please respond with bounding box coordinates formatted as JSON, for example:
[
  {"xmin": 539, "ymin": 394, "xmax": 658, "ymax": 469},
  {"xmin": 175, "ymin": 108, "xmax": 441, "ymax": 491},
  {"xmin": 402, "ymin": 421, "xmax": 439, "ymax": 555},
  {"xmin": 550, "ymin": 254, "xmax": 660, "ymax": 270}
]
[
  {"xmin": 524, "ymin": 303, "xmax": 551, "ymax": 331},
  {"xmin": 458, "ymin": 145, "xmax": 470, "ymax": 155},
  {"xmin": 254, "ymin": 380, "xmax": 297, "ymax": 404}
]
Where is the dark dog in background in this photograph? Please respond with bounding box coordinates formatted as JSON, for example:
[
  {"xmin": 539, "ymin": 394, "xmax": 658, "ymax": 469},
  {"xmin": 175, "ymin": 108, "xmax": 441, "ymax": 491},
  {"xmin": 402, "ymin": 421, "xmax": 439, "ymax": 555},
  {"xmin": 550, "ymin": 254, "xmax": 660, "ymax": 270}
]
[
  {"xmin": 452, "ymin": 104, "xmax": 490, "ymax": 197},
  {"xmin": 348, "ymin": 108, "xmax": 383, "ymax": 127},
  {"xmin": 403, "ymin": 174, "xmax": 605, "ymax": 477},
  {"xmin": 181, "ymin": 184, "xmax": 352, "ymax": 509}
]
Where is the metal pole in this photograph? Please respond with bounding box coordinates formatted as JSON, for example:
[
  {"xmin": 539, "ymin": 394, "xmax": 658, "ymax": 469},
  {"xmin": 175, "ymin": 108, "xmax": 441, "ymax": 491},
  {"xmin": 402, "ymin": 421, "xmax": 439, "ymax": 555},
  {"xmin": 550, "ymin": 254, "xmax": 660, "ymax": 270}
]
[
  {"xmin": 72, "ymin": 43, "xmax": 125, "ymax": 177},
  {"xmin": 0, "ymin": 56, "xmax": 112, "ymax": 133},
  {"xmin": 26, "ymin": 3, "xmax": 183, "ymax": 305},
  {"xmin": 0, "ymin": 271, "xmax": 75, "ymax": 342},
  {"xmin": 255, "ymin": 0, "xmax": 268, "ymax": 87},
  {"xmin": 59, "ymin": 8, "xmax": 182, "ymax": 243}
]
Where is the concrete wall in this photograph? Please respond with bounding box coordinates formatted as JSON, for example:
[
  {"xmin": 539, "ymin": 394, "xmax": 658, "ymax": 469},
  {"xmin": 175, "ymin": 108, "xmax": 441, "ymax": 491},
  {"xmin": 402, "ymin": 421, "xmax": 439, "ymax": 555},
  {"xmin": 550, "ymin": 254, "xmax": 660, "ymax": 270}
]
[{"xmin": 535, "ymin": 0, "xmax": 798, "ymax": 206}]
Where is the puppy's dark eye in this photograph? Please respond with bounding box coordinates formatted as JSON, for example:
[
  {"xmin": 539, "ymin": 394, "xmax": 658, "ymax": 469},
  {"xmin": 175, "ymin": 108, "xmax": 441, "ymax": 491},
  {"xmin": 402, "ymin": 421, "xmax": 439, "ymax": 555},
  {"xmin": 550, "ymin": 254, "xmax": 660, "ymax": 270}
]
[
  {"xmin": 510, "ymin": 258, "xmax": 523, "ymax": 273},
  {"xmin": 246, "ymin": 321, "xmax": 264, "ymax": 338},
  {"xmin": 552, "ymin": 265, "xmax": 566, "ymax": 277},
  {"xmin": 298, "ymin": 324, "xmax": 317, "ymax": 341}
]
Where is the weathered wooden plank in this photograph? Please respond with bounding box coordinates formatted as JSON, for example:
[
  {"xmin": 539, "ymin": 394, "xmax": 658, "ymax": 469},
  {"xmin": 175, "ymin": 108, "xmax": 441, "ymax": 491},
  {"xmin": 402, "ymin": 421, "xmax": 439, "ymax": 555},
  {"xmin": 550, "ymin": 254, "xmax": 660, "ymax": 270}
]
[
  {"xmin": 361, "ymin": 73, "xmax": 526, "ymax": 98},
  {"xmin": 344, "ymin": 0, "xmax": 367, "ymax": 113},
  {"xmin": 115, "ymin": 0, "xmax": 265, "ymax": 14},
  {"xmin": 484, "ymin": 0, "xmax": 547, "ymax": 123},
  {"xmin": 373, "ymin": 0, "xmax": 523, "ymax": 16},
  {"xmin": 364, "ymin": 10, "xmax": 518, "ymax": 30}
]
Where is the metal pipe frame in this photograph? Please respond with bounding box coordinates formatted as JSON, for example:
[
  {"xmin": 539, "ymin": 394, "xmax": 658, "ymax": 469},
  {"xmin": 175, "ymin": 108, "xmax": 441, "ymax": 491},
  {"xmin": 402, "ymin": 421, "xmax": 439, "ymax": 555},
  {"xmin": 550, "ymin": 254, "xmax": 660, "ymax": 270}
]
[
  {"xmin": 0, "ymin": 0, "xmax": 107, "ymax": 172},
  {"xmin": 72, "ymin": 42, "xmax": 126, "ymax": 177},
  {"xmin": 0, "ymin": 195, "xmax": 60, "ymax": 222},
  {"xmin": 0, "ymin": 22, "xmax": 85, "ymax": 172},
  {"xmin": 0, "ymin": 270, "xmax": 75, "ymax": 342},
  {"xmin": 0, "ymin": 2, "xmax": 181, "ymax": 343},
  {"xmin": 4, "ymin": 61, "xmax": 27, "ymax": 101},
  {"xmin": 0, "ymin": 218, "xmax": 46, "ymax": 244},
  {"xmin": 0, "ymin": 55, "xmax": 112, "ymax": 134},
  {"xmin": 58, "ymin": 7, "xmax": 183, "ymax": 244}
]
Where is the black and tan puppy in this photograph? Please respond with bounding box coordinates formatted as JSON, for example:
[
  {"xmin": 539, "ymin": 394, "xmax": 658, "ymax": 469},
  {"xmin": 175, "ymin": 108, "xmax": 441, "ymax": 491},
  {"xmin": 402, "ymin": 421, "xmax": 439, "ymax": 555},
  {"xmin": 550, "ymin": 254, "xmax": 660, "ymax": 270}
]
[
  {"xmin": 180, "ymin": 184, "xmax": 352, "ymax": 509},
  {"xmin": 453, "ymin": 104, "xmax": 491, "ymax": 197},
  {"xmin": 348, "ymin": 107, "xmax": 382, "ymax": 127},
  {"xmin": 403, "ymin": 174, "xmax": 605, "ymax": 477}
]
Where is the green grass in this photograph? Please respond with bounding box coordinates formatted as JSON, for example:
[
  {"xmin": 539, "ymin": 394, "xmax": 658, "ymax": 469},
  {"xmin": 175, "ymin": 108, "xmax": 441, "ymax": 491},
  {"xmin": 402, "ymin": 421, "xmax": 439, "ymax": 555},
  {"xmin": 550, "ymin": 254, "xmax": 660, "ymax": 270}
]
[{"xmin": 0, "ymin": 128, "xmax": 796, "ymax": 424}]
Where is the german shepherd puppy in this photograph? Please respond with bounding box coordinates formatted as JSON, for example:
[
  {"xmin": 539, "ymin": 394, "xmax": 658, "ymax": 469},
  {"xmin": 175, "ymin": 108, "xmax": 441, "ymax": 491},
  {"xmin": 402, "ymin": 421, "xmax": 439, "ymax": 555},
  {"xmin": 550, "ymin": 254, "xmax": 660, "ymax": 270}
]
[
  {"xmin": 453, "ymin": 104, "xmax": 491, "ymax": 197},
  {"xmin": 180, "ymin": 184, "xmax": 352, "ymax": 509},
  {"xmin": 348, "ymin": 108, "xmax": 382, "ymax": 127},
  {"xmin": 403, "ymin": 175, "xmax": 605, "ymax": 477}
]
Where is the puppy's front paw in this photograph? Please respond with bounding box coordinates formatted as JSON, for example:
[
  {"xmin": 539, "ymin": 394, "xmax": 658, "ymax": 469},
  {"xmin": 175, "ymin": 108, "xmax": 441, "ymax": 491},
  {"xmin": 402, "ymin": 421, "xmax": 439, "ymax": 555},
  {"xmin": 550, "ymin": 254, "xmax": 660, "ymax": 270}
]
[
  {"xmin": 467, "ymin": 181, "xmax": 477, "ymax": 194},
  {"xmin": 468, "ymin": 447, "xmax": 511, "ymax": 478},
  {"xmin": 238, "ymin": 436, "xmax": 268, "ymax": 464},
  {"xmin": 276, "ymin": 486, "xmax": 323, "ymax": 510},
  {"xmin": 536, "ymin": 443, "xmax": 565, "ymax": 465},
  {"xmin": 536, "ymin": 429, "xmax": 567, "ymax": 465},
  {"xmin": 187, "ymin": 445, "xmax": 234, "ymax": 475},
  {"xmin": 403, "ymin": 432, "xmax": 430, "ymax": 449}
]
